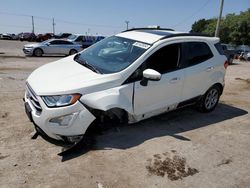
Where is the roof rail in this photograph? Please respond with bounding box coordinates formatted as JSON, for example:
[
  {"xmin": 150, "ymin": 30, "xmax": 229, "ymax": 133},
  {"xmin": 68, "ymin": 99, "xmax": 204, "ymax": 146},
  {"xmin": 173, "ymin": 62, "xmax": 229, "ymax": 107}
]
[
  {"xmin": 122, "ymin": 27, "xmax": 175, "ymax": 32},
  {"xmin": 160, "ymin": 32, "xmax": 212, "ymax": 40}
]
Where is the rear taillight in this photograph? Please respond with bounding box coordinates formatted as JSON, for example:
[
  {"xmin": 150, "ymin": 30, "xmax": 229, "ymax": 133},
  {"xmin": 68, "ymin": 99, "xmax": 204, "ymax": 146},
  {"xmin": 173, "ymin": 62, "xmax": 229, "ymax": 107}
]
[{"xmin": 224, "ymin": 60, "xmax": 229, "ymax": 69}]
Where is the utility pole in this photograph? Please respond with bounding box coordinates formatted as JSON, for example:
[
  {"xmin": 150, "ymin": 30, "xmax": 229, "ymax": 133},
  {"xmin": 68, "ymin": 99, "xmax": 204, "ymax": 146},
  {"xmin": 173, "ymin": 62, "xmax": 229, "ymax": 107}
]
[
  {"xmin": 31, "ymin": 16, "xmax": 34, "ymax": 33},
  {"xmin": 52, "ymin": 18, "xmax": 55, "ymax": 34},
  {"xmin": 215, "ymin": 0, "xmax": 224, "ymax": 37},
  {"xmin": 125, "ymin": 21, "xmax": 129, "ymax": 30}
]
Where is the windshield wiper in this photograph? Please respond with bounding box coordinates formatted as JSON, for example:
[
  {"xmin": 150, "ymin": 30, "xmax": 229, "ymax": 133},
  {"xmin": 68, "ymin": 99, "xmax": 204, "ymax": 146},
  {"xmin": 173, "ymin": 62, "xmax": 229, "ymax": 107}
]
[{"xmin": 74, "ymin": 54, "xmax": 101, "ymax": 74}]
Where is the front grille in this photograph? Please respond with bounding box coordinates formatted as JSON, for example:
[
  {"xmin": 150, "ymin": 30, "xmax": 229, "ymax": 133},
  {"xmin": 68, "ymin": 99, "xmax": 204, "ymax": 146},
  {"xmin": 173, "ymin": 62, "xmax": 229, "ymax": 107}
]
[{"xmin": 26, "ymin": 83, "xmax": 42, "ymax": 114}]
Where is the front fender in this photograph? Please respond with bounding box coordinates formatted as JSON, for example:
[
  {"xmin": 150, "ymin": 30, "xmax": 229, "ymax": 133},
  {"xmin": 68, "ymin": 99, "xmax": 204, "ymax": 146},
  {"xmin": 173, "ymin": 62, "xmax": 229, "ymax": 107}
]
[{"xmin": 80, "ymin": 84, "xmax": 134, "ymax": 114}]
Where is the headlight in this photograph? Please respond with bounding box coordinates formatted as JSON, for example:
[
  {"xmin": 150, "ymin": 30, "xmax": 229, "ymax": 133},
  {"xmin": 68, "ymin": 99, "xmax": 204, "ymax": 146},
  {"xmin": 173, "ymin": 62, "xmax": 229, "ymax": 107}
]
[{"xmin": 42, "ymin": 94, "xmax": 81, "ymax": 107}]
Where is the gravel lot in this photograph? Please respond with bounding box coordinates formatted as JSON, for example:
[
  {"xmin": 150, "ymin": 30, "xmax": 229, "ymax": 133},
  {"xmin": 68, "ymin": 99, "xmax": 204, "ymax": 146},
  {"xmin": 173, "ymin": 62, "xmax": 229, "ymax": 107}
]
[{"xmin": 0, "ymin": 40, "xmax": 250, "ymax": 188}]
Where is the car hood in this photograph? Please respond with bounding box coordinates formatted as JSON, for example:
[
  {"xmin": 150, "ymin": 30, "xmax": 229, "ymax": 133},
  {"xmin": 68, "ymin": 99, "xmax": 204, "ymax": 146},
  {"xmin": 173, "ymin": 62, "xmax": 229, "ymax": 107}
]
[{"xmin": 27, "ymin": 56, "xmax": 122, "ymax": 95}]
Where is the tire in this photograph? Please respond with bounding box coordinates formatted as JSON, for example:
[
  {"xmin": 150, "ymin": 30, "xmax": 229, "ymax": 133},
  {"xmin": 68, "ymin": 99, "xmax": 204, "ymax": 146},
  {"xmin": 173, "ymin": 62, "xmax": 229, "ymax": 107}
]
[
  {"xmin": 33, "ymin": 48, "xmax": 43, "ymax": 57},
  {"xmin": 69, "ymin": 49, "xmax": 77, "ymax": 55},
  {"xmin": 197, "ymin": 85, "xmax": 220, "ymax": 113}
]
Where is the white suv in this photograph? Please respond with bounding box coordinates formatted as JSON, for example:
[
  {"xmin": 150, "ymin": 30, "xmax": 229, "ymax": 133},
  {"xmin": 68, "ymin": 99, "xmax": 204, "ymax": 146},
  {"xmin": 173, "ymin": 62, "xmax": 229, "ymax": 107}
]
[{"xmin": 24, "ymin": 28, "xmax": 228, "ymax": 143}]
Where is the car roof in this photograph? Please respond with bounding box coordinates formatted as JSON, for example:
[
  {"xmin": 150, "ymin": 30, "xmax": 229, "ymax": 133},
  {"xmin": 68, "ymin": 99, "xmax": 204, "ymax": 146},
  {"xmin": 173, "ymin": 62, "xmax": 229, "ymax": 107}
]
[
  {"xmin": 116, "ymin": 28, "xmax": 218, "ymax": 44},
  {"xmin": 70, "ymin": 34, "xmax": 83, "ymax": 36},
  {"xmin": 46, "ymin": 39, "xmax": 71, "ymax": 42}
]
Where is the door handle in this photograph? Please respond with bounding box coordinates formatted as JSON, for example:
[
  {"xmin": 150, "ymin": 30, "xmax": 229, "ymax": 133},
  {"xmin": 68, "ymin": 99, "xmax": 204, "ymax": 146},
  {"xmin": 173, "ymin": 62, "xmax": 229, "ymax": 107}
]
[
  {"xmin": 206, "ymin": 66, "xmax": 214, "ymax": 72},
  {"xmin": 169, "ymin": 77, "xmax": 180, "ymax": 83}
]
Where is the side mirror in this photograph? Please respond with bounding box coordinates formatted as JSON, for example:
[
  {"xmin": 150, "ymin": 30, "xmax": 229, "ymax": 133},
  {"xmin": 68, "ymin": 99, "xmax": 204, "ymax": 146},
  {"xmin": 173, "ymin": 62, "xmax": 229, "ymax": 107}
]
[
  {"xmin": 46, "ymin": 43, "xmax": 50, "ymax": 46},
  {"xmin": 140, "ymin": 69, "xmax": 161, "ymax": 86}
]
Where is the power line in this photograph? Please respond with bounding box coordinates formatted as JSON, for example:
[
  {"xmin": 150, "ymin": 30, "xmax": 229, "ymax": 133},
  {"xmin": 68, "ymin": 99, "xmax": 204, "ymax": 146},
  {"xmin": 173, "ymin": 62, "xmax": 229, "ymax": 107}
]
[
  {"xmin": 172, "ymin": 0, "xmax": 211, "ymax": 28},
  {"xmin": 0, "ymin": 11, "xmax": 30, "ymax": 17},
  {"xmin": 55, "ymin": 19, "xmax": 123, "ymax": 29},
  {"xmin": 0, "ymin": 11, "xmax": 123, "ymax": 30},
  {"xmin": 0, "ymin": 24, "xmax": 30, "ymax": 29}
]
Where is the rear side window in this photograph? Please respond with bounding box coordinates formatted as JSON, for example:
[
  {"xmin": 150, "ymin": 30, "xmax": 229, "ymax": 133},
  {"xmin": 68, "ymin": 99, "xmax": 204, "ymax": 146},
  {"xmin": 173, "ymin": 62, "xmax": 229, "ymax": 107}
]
[
  {"xmin": 214, "ymin": 43, "xmax": 225, "ymax": 55},
  {"xmin": 184, "ymin": 42, "xmax": 213, "ymax": 66}
]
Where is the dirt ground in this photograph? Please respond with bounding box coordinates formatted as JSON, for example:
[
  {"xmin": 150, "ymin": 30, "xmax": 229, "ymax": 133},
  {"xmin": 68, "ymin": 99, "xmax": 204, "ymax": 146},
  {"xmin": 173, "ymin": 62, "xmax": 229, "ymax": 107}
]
[{"xmin": 0, "ymin": 40, "xmax": 250, "ymax": 188}]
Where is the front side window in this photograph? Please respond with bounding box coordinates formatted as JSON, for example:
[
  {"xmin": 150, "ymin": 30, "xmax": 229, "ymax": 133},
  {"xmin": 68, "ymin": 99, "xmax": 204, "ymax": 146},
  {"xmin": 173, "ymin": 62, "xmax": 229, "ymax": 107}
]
[
  {"xmin": 145, "ymin": 43, "xmax": 181, "ymax": 74},
  {"xmin": 75, "ymin": 36, "xmax": 150, "ymax": 74}
]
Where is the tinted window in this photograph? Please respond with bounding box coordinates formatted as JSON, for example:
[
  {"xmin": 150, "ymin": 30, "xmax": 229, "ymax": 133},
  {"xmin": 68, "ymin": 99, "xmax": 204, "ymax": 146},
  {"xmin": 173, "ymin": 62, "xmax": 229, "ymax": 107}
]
[
  {"xmin": 184, "ymin": 42, "xmax": 213, "ymax": 66},
  {"xmin": 50, "ymin": 40, "xmax": 72, "ymax": 45},
  {"xmin": 215, "ymin": 43, "xmax": 225, "ymax": 55},
  {"xmin": 50, "ymin": 40, "xmax": 60, "ymax": 45},
  {"xmin": 59, "ymin": 41, "xmax": 73, "ymax": 45},
  {"xmin": 145, "ymin": 43, "xmax": 181, "ymax": 73},
  {"xmin": 75, "ymin": 36, "xmax": 83, "ymax": 42}
]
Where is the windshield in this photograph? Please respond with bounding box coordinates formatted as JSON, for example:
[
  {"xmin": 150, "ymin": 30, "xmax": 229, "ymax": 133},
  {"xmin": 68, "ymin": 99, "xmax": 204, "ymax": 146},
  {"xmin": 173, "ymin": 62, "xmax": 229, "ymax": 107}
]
[
  {"xmin": 75, "ymin": 36, "xmax": 150, "ymax": 74},
  {"xmin": 68, "ymin": 34, "xmax": 77, "ymax": 40}
]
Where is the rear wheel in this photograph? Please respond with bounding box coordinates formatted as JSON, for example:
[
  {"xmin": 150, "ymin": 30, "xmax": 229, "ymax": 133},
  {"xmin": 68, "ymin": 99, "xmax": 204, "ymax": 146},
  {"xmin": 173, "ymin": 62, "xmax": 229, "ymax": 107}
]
[
  {"xmin": 33, "ymin": 48, "xmax": 43, "ymax": 57},
  {"xmin": 69, "ymin": 49, "xmax": 77, "ymax": 55},
  {"xmin": 197, "ymin": 85, "xmax": 220, "ymax": 112}
]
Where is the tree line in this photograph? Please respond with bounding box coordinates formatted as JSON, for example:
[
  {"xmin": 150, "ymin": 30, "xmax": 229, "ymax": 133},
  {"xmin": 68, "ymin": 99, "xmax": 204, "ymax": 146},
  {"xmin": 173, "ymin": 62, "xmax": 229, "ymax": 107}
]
[{"xmin": 190, "ymin": 9, "xmax": 250, "ymax": 45}]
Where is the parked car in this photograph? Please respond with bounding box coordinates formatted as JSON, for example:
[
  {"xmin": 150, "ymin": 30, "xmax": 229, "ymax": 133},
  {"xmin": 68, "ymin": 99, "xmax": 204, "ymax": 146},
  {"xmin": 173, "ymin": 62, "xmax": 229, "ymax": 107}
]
[
  {"xmin": 23, "ymin": 39, "xmax": 83, "ymax": 56},
  {"xmin": 247, "ymin": 52, "xmax": 250, "ymax": 61},
  {"xmin": 67, "ymin": 34, "xmax": 85, "ymax": 44},
  {"xmin": 95, "ymin": 36, "xmax": 105, "ymax": 42},
  {"xmin": 54, "ymin": 33, "xmax": 72, "ymax": 39},
  {"xmin": 67, "ymin": 34, "xmax": 105, "ymax": 46},
  {"xmin": 0, "ymin": 33, "xmax": 15, "ymax": 40},
  {"xmin": 36, "ymin": 33, "xmax": 54, "ymax": 42},
  {"xmin": 20, "ymin": 32, "xmax": 37, "ymax": 41},
  {"xmin": 221, "ymin": 44, "xmax": 237, "ymax": 64},
  {"xmin": 81, "ymin": 35, "xmax": 100, "ymax": 48},
  {"xmin": 13, "ymin": 33, "xmax": 23, "ymax": 40},
  {"xmin": 239, "ymin": 51, "xmax": 250, "ymax": 61},
  {"xmin": 24, "ymin": 28, "xmax": 227, "ymax": 144}
]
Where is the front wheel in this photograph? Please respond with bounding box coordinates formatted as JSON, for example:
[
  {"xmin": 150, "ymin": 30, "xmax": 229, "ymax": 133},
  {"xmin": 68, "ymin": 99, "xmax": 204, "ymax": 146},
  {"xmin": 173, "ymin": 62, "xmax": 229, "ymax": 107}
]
[
  {"xmin": 69, "ymin": 49, "xmax": 77, "ymax": 55},
  {"xmin": 197, "ymin": 85, "xmax": 220, "ymax": 113},
  {"xmin": 33, "ymin": 48, "xmax": 43, "ymax": 57}
]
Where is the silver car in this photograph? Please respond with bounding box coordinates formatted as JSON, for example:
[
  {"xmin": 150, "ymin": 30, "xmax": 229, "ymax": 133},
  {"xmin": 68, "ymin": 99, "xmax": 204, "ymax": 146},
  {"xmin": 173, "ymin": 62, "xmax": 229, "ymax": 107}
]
[{"xmin": 23, "ymin": 39, "xmax": 83, "ymax": 57}]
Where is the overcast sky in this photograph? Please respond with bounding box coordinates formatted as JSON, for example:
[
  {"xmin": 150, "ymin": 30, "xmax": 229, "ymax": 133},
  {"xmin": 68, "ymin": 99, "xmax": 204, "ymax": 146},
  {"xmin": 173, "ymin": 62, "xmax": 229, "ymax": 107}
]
[{"xmin": 0, "ymin": 0, "xmax": 249, "ymax": 36}]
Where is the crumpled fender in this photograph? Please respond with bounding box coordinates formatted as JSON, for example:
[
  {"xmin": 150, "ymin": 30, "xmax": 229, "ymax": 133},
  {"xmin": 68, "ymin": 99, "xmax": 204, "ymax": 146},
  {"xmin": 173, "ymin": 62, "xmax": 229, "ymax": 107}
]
[{"xmin": 80, "ymin": 84, "xmax": 133, "ymax": 114}]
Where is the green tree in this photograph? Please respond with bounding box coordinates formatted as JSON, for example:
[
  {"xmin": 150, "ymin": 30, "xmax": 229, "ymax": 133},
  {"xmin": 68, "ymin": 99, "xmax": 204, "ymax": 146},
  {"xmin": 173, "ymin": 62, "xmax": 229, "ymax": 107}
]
[
  {"xmin": 190, "ymin": 19, "xmax": 208, "ymax": 33},
  {"xmin": 190, "ymin": 9, "xmax": 250, "ymax": 45}
]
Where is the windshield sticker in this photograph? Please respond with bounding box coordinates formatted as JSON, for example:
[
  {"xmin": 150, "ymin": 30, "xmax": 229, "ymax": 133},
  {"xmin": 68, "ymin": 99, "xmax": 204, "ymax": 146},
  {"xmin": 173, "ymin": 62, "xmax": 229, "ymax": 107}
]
[{"xmin": 133, "ymin": 42, "xmax": 150, "ymax": 49}]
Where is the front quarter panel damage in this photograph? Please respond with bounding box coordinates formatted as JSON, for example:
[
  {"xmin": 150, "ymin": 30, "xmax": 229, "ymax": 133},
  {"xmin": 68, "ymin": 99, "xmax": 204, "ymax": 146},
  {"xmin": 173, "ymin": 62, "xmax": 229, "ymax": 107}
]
[{"xmin": 80, "ymin": 84, "xmax": 134, "ymax": 117}]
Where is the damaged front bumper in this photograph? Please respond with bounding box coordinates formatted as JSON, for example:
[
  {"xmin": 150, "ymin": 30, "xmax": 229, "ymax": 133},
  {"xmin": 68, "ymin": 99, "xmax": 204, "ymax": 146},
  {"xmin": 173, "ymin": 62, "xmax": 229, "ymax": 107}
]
[{"xmin": 24, "ymin": 86, "xmax": 96, "ymax": 142}]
